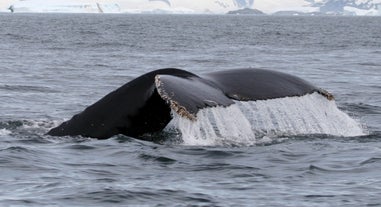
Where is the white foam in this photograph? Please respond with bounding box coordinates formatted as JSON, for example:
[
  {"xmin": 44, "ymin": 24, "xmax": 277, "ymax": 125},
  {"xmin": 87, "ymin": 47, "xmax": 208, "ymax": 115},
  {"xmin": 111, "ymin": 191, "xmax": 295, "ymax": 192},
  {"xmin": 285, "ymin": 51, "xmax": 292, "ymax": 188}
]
[
  {"xmin": 0, "ymin": 128, "xmax": 11, "ymax": 136},
  {"xmin": 239, "ymin": 93, "xmax": 365, "ymax": 137},
  {"xmin": 169, "ymin": 104, "xmax": 256, "ymax": 146},
  {"xmin": 168, "ymin": 93, "xmax": 366, "ymax": 146}
]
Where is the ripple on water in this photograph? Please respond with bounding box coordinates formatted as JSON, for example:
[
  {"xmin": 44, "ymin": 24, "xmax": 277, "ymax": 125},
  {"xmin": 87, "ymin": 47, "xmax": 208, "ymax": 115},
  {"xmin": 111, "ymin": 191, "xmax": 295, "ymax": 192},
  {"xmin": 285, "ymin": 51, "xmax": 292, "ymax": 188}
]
[
  {"xmin": 0, "ymin": 85, "xmax": 57, "ymax": 93},
  {"xmin": 64, "ymin": 144, "xmax": 97, "ymax": 150},
  {"xmin": 138, "ymin": 153, "xmax": 177, "ymax": 164},
  {"xmin": 0, "ymin": 146, "xmax": 31, "ymax": 152},
  {"xmin": 359, "ymin": 157, "xmax": 381, "ymax": 165},
  {"xmin": 58, "ymin": 188, "xmax": 216, "ymax": 206}
]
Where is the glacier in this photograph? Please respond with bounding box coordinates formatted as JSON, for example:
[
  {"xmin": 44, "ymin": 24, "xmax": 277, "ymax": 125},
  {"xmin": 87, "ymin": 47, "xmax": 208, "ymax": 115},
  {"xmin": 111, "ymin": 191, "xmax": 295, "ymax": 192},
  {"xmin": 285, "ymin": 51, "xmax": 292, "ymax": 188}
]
[{"xmin": 1, "ymin": 0, "xmax": 380, "ymax": 15}]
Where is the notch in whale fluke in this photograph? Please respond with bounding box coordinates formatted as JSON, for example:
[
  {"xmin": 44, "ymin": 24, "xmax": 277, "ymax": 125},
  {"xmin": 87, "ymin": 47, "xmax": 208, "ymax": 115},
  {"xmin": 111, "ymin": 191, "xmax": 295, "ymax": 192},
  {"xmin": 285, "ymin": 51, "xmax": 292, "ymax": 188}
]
[{"xmin": 47, "ymin": 68, "xmax": 333, "ymax": 140}]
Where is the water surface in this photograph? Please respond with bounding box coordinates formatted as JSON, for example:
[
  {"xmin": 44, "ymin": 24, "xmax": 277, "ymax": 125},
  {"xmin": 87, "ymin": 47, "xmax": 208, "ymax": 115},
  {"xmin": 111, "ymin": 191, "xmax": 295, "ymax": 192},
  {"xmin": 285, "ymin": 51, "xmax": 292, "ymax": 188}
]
[{"xmin": 0, "ymin": 14, "xmax": 380, "ymax": 206}]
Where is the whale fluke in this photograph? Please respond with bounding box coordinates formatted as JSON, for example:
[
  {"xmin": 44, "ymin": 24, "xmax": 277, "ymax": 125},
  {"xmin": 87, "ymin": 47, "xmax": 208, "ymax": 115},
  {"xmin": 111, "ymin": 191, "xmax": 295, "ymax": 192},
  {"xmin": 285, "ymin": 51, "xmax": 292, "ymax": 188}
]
[
  {"xmin": 155, "ymin": 74, "xmax": 234, "ymax": 120},
  {"xmin": 47, "ymin": 68, "xmax": 333, "ymax": 139},
  {"xmin": 204, "ymin": 68, "xmax": 329, "ymax": 101}
]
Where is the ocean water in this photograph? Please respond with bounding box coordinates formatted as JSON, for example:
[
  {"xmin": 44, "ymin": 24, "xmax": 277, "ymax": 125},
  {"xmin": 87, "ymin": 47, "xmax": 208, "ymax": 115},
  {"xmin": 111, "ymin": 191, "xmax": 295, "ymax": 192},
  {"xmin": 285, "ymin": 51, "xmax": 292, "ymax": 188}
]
[{"xmin": 0, "ymin": 14, "xmax": 381, "ymax": 206}]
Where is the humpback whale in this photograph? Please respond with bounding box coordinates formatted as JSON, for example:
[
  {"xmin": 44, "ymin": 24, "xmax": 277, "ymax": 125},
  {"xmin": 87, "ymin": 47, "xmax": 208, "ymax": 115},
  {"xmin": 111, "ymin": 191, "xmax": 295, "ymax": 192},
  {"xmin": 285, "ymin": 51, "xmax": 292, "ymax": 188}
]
[{"xmin": 47, "ymin": 68, "xmax": 333, "ymax": 139}]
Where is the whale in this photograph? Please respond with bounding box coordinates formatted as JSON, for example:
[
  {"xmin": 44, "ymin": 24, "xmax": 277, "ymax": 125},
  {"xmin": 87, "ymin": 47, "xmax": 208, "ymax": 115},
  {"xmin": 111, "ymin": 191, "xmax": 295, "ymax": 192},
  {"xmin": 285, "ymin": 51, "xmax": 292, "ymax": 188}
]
[{"xmin": 47, "ymin": 68, "xmax": 333, "ymax": 140}]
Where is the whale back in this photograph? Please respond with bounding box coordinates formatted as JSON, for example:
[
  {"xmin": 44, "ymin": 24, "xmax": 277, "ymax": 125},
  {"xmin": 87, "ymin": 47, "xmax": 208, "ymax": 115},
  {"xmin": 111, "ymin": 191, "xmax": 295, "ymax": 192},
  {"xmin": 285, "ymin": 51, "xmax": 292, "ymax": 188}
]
[{"xmin": 48, "ymin": 68, "xmax": 196, "ymax": 139}]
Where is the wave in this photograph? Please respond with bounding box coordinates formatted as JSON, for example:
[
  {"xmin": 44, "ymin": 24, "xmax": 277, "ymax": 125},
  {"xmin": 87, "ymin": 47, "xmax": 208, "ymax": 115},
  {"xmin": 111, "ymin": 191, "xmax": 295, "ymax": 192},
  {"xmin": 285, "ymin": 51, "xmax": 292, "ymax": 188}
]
[
  {"xmin": 0, "ymin": 85, "xmax": 57, "ymax": 93},
  {"xmin": 0, "ymin": 128, "xmax": 11, "ymax": 136}
]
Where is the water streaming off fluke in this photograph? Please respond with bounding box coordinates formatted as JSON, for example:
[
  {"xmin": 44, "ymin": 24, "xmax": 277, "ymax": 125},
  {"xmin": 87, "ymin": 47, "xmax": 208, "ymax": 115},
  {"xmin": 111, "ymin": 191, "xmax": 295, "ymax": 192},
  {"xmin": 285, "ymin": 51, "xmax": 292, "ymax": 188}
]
[{"xmin": 168, "ymin": 93, "xmax": 366, "ymax": 146}]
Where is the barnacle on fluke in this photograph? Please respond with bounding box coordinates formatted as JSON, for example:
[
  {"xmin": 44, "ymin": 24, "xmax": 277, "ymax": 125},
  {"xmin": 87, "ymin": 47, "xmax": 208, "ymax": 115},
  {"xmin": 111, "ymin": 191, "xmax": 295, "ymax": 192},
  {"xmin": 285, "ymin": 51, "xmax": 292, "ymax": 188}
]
[{"xmin": 156, "ymin": 75, "xmax": 196, "ymax": 121}]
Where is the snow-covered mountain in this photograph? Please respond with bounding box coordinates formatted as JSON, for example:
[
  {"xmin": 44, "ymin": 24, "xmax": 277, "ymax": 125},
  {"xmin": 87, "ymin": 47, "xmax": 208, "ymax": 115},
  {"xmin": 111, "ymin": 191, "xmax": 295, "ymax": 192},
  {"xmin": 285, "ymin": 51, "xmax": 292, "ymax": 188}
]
[
  {"xmin": 1, "ymin": 0, "xmax": 380, "ymax": 15},
  {"xmin": 310, "ymin": 0, "xmax": 381, "ymax": 15},
  {"xmin": 0, "ymin": 0, "xmax": 254, "ymax": 14},
  {"xmin": 253, "ymin": 0, "xmax": 381, "ymax": 15}
]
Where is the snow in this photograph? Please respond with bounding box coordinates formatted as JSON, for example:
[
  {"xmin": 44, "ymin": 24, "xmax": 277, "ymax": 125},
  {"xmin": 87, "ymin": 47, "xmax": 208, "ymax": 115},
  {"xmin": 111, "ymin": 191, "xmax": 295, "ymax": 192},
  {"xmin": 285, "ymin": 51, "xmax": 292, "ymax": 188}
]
[
  {"xmin": 1, "ymin": 0, "xmax": 380, "ymax": 15},
  {"xmin": 344, "ymin": 6, "xmax": 381, "ymax": 16},
  {"xmin": 4, "ymin": 0, "xmax": 122, "ymax": 13},
  {"xmin": 0, "ymin": 0, "xmax": 16, "ymax": 12},
  {"xmin": 1, "ymin": 0, "xmax": 243, "ymax": 14},
  {"xmin": 253, "ymin": 0, "xmax": 317, "ymax": 14}
]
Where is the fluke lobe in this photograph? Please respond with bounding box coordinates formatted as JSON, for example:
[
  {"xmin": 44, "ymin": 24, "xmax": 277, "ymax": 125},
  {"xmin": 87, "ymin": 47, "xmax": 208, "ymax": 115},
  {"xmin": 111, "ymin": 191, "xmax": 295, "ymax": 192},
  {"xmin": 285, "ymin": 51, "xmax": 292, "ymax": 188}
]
[{"xmin": 47, "ymin": 68, "xmax": 333, "ymax": 139}]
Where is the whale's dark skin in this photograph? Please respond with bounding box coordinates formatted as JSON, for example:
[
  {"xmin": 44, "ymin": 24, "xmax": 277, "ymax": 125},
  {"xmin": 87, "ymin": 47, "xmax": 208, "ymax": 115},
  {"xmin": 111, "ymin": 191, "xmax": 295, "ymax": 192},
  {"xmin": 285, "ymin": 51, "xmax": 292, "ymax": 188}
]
[{"xmin": 47, "ymin": 68, "xmax": 333, "ymax": 140}]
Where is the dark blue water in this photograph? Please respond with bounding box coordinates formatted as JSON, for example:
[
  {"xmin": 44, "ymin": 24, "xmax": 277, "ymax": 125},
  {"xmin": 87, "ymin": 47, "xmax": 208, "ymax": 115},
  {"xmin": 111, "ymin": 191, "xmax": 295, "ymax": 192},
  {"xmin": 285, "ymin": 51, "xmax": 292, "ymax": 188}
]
[{"xmin": 0, "ymin": 14, "xmax": 381, "ymax": 206}]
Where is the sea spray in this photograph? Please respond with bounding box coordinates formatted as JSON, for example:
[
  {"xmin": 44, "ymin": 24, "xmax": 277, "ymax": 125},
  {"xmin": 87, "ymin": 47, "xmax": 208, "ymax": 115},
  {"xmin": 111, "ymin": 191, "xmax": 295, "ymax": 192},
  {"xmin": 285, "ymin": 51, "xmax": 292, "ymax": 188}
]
[
  {"xmin": 238, "ymin": 93, "xmax": 365, "ymax": 137},
  {"xmin": 168, "ymin": 93, "xmax": 366, "ymax": 146},
  {"xmin": 169, "ymin": 104, "xmax": 255, "ymax": 146}
]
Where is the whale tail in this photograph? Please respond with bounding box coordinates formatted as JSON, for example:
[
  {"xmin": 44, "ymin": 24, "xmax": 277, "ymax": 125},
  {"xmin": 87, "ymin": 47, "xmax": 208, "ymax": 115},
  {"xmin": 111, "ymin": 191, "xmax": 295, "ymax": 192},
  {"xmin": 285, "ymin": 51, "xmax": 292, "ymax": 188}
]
[{"xmin": 47, "ymin": 68, "xmax": 333, "ymax": 139}]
